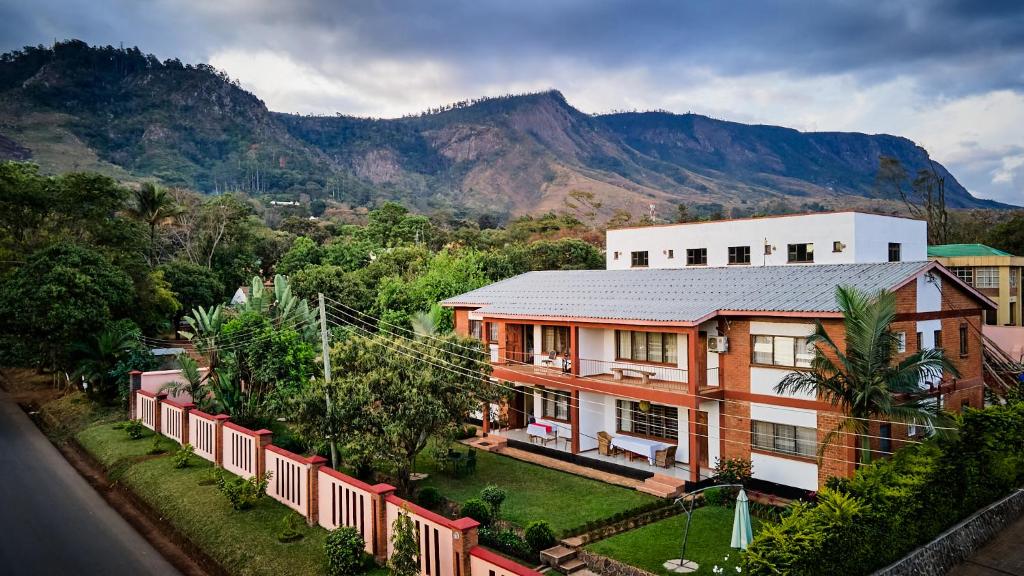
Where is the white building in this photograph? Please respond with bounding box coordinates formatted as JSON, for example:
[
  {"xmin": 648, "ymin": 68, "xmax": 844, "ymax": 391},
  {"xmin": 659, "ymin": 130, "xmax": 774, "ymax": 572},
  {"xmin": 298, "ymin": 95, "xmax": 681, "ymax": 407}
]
[{"xmin": 606, "ymin": 211, "xmax": 927, "ymax": 270}]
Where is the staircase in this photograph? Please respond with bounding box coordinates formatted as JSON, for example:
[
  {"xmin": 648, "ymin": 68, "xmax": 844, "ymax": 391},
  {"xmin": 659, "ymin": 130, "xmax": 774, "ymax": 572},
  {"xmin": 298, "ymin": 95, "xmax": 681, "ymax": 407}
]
[
  {"xmin": 540, "ymin": 545, "xmax": 594, "ymax": 575},
  {"xmin": 636, "ymin": 474, "xmax": 687, "ymax": 498}
]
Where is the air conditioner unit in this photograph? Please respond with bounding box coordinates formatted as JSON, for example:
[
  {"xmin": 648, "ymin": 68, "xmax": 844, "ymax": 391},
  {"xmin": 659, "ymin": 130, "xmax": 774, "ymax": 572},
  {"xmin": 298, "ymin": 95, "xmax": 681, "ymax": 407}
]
[{"xmin": 707, "ymin": 336, "xmax": 728, "ymax": 353}]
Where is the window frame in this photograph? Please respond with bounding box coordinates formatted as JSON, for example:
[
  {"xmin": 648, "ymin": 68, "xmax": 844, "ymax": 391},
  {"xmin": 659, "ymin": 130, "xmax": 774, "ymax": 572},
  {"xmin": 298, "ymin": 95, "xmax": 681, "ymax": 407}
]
[
  {"xmin": 487, "ymin": 322, "xmax": 499, "ymax": 343},
  {"xmin": 896, "ymin": 331, "xmax": 907, "ymax": 353},
  {"xmin": 686, "ymin": 248, "xmax": 708, "ymax": 266},
  {"xmin": 728, "ymin": 245, "xmax": 751, "ymax": 265},
  {"xmin": 630, "ymin": 251, "xmax": 649, "ymax": 268},
  {"xmin": 787, "ymin": 243, "xmax": 814, "ymax": 263},
  {"xmin": 541, "ymin": 325, "xmax": 571, "ymax": 356},
  {"xmin": 975, "ymin": 267, "xmax": 999, "ymax": 289},
  {"xmin": 750, "ymin": 420, "xmax": 817, "ymax": 459},
  {"xmin": 615, "ymin": 330, "xmax": 679, "ymax": 365},
  {"xmin": 959, "ymin": 323, "xmax": 968, "ymax": 357},
  {"xmin": 951, "ymin": 266, "xmax": 974, "ymax": 286},
  {"xmin": 616, "ymin": 400, "xmax": 678, "ymax": 441},
  {"xmin": 469, "ymin": 319, "xmax": 483, "ymax": 340},
  {"xmin": 888, "ymin": 242, "xmax": 902, "ymax": 262},
  {"xmin": 750, "ymin": 335, "xmax": 815, "ymax": 369},
  {"xmin": 541, "ymin": 388, "xmax": 571, "ymax": 422}
]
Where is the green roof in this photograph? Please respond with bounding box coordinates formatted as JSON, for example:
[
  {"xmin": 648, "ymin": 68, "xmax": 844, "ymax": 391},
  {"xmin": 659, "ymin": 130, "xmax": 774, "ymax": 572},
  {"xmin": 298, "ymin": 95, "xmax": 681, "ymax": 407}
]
[{"xmin": 928, "ymin": 244, "xmax": 1012, "ymax": 257}]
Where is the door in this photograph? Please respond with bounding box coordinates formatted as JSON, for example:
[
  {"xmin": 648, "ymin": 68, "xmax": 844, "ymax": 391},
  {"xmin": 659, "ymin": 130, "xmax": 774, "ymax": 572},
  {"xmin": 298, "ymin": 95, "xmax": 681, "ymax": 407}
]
[
  {"xmin": 510, "ymin": 388, "xmax": 526, "ymax": 428},
  {"xmin": 506, "ymin": 324, "xmax": 525, "ymax": 364},
  {"xmin": 696, "ymin": 410, "xmax": 709, "ymax": 469}
]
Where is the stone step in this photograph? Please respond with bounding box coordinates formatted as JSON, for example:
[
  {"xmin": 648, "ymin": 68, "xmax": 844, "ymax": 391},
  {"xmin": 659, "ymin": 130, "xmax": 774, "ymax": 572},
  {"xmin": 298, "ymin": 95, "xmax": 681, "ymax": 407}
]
[
  {"xmin": 560, "ymin": 559, "xmax": 587, "ymax": 573},
  {"xmin": 636, "ymin": 482, "xmax": 680, "ymax": 499},
  {"xmin": 571, "ymin": 570, "xmax": 598, "ymax": 576},
  {"xmin": 540, "ymin": 545, "xmax": 577, "ymax": 566},
  {"xmin": 650, "ymin": 473, "xmax": 687, "ymax": 490}
]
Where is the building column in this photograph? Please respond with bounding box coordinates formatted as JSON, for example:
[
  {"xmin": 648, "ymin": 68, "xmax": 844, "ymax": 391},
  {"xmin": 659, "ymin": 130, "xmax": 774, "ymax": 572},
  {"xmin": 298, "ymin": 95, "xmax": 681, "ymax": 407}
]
[
  {"xmin": 688, "ymin": 403, "xmax": 700, "ymax": 483},
  {"xmin": 570, "ymin": 324, "xmax": 579, "ymax": 376},
  {"xmin": 306, "ymin": 455, "xmax": 328, "ymax": 526},
  {"xmin": 451, "ymin": 517, "xmax": 480, "ymax": 576},
  {"xmin": 570, "ymin": 390, "xmax": 580, "ymax": 454},
  {"xmin": 685, "ymin": 327, "xmax": 699, "ymax": 390},
  {"xmin": 496, "ymin": 321, "xmax": 507, "ymax": 365}
]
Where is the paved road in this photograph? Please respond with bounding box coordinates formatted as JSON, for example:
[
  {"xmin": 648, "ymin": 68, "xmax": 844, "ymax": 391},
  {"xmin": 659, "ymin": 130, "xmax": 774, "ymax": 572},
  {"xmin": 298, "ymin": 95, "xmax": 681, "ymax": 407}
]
[
  {"xmin": 948, "ymin": 514, "xmax": 1024, "ymax": 576},
  {"xmin": 0, "ymin": 390, "xmax": 180, "ymax": 576}
]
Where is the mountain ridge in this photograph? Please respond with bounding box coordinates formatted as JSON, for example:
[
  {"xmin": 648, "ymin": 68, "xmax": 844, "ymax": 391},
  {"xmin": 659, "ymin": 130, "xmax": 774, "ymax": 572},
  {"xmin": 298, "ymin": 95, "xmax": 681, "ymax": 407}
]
[{"xmin": 0, "ymin": 40, "xmax": 1009, "ymax": 220}]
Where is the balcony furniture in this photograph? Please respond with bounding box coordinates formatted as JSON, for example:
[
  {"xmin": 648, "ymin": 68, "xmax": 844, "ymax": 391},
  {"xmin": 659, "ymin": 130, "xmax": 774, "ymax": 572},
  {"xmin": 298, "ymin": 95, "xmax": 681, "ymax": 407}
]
[
  {"xmin": 597, "ymin": 431, "xmax": 622, "ymax": 457},
  {"xmin": 610, "ymin": 435, "xmax": 674, "ymax": 466},
  {"xmin": 611, "ymin": 367, "xmax": 657, "ymax": 385},
  {"xmin": 655, "ymin": 445, "xmax": 677, "ymax": 468},
  {"xmin": 527, "ymin": 421, "xmax": 557, "ymax": 446}
]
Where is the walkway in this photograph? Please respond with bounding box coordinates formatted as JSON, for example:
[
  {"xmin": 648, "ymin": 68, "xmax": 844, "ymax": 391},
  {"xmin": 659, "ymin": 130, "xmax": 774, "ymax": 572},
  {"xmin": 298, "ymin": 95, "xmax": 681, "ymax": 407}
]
[
  {"xmin": 0, "ymin": 389, "xmax": 180, "ymax": 575},
  {"xmin": 947, "ymin": 513, "xmax": 1024, "ymax": 575}
]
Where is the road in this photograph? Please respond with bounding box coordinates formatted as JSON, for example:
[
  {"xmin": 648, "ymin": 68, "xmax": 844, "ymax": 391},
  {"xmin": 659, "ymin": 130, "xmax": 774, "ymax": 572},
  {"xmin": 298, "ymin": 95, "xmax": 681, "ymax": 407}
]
[
  {"xmin": 948, "ymin": 514, "xmax": 1024, "ymax": 576},
  {"xmin": 0, "ymin": 389, "xmax": 180, "ymax": 576}
]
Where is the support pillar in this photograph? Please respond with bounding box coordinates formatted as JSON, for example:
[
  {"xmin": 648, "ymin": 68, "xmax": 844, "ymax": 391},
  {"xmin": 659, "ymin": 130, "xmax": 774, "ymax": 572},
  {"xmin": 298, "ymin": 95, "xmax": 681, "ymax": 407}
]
[
  {"xmin": 153, "ymin": 392, "xmax": 167, "ymax": 434},
  {"xmin": 451, "ymin": 517, "xmax": 480, "ymax": 576},
  {"xmin": 688, "ymin": 405, "xmax": 700, "ymax": 483},
  {"xmin": 306, "ymin": 455, "xmax": 328, "ymax": 526},
  {"xmin": 128, "ymin": 370, "xmax": 143, "ymax": 420},
  {"xmin": 212, "ymin": 414, "xmax": 230, "ymax": 467},
  {"xmin": 370, "ymin": 484, "xmax": 397, "ymax": 562},
  {"xmin": 481, "ymin": 402, "xmax": 490, "ymax": 436},
  {"xmin": 254, "ymin": 429, "xmax": 273, "ymax": 479},
  {"xmin": 179, "ymin": 402, "xmax": 195, "ymax": 446},
  {"xmin": 570, "ymin": 390, "xmax": 580, "ymax": 454},
  {"xmin": 570, "ymin": 324, "xmax": 579, "ymax": 376}
]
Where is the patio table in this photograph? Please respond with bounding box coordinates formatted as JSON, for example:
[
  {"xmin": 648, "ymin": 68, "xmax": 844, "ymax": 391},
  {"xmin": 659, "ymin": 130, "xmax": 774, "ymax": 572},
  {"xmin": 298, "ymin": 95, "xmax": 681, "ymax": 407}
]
[
  {"xmin": 527, "ymin": 421, "xmax": 557, "ymax": 445},
  {"xmin": 610, "ymin": 435, "xmax": 673, "ymax": 465}
]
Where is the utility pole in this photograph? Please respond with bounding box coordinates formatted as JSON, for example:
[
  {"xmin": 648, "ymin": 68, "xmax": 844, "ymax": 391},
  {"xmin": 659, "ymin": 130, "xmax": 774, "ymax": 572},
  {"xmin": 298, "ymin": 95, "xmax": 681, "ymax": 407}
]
[{"xmin": 318, "ymin": 293, "xmax": 338, "ymax": 468}]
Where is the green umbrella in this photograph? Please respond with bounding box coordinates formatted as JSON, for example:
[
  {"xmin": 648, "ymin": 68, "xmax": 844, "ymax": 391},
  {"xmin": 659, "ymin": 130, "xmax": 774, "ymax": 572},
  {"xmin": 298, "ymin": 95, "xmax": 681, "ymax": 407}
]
[{"xmin": 731, "ymin": 489, "xmax": 753, "ymax": 550}]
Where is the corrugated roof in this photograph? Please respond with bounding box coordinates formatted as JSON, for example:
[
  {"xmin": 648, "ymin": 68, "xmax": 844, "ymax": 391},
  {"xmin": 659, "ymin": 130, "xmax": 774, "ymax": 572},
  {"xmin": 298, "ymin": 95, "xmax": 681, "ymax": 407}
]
[
  {"xmin": 441, "ymin": 262, "xmax": 932, "ymax": 323},
  {"xmin": 928, "ymin": 244, "xmax": 1011, "ymax": 257}
]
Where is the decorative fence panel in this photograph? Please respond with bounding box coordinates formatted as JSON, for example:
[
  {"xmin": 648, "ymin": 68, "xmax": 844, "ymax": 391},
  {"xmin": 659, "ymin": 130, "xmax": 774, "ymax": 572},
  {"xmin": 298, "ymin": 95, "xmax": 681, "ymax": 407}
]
[
  {"xmin": 189, "ymin": 411, "xmax": 217, "ymax": 463},
  {"xmin": 318, "ymin": 468, "xmax": 381, "ymax": 555},
  {"xmin": 222, "ymin": 423, "xmax": 258, "ymax": 479},
  {"xmin": 136, "ymin": 391, "xmax": 157, "ymax": 430},
  {"xmin": 160, "ymin": 401, "xmax": 185, "ymax": 444},
  {"xmin": 471, "ymin": 547, "xmax": 543, "ymax": 576},
  {"xmin": 386, "ymin": 495, "xmax": 457, "ymax": 576},
  {"xmin": 266, "ymin": 446, "xmax": 310, "ymax": 516}
]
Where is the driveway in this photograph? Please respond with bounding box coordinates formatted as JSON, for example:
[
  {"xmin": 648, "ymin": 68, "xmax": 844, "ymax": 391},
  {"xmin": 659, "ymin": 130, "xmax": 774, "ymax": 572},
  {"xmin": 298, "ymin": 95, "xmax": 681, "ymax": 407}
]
[
  {"xmin": 0, "ymin": 389, "xmax": 180, "ymax": 576},
  {"xmin": 948, "ymin": 514, "xmax": 1024, "ymax": 575}
]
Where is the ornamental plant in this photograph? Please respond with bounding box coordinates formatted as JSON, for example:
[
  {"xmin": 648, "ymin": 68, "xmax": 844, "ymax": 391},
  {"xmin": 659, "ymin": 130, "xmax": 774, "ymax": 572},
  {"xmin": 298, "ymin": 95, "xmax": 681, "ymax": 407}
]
[
  {"xmin": 460, "ymin": 498, "xmax": 491, "ymax": 526},
  {"xmin": 324, "ymin": 526, "xmax": 364, "ymax": 575},
  {"xmin": 173, "ymin": 443, "xmax": 195, "ymax": 468},
  {"xmin": 389, "ymin": 508, "xmax": 419, "ymax": 576},
  {"xmin": 524, "ymin": 520, "xmax": 556, "ymax": 552},
  {"xmin": 480, "ymin": 484, "xmax": 507, "ymax": 520},
  {"xmin": 124, "ymin": 419, "xmax": 145, "ymax": 440},
  {"xmin": 216, "ymin": 471, "xmax": 270, "ymax": 511}
]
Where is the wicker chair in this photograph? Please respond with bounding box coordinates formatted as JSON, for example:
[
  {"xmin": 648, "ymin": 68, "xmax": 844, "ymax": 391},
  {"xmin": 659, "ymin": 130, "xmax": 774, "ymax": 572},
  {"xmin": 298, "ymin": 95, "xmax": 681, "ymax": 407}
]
[
  {"xmin": 655, "ymin": 445, "xmax": 677, "ymax": 468},
  {"xmin": 597, "ymin": 431, "xmax": 613, "ymax": 456}
]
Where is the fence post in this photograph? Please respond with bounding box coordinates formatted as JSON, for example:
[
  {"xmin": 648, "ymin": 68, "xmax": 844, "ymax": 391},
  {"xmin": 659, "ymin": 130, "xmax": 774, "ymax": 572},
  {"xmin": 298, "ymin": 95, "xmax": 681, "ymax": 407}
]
[
  {"xmin": 179, "ymin": 402, "xmax": 195, "ymax": 446},
  {"xmin": 128, "ymin": 370, "xmax": 143, "ymax": 420},
  {"xmin": 153, "ymin": 393, "xmax": 167, "ymax": 435},
  {"xmin": 254, "ymin": 429, "xmax": 273, "ymax": 479},
  {"xmin": 306, "ymin": 455, "xmax": 328, "ymax": 526},
  {"xmin": 451, "ymin": 518, "xmax": 480, "ymax": 576},
  {"xmin": 370, "ymin": 484, "xmax": 397, "ymax": 562},
  {"xmin": 212, "ymin": 414, "xmax": 230, "ymax": 467}
]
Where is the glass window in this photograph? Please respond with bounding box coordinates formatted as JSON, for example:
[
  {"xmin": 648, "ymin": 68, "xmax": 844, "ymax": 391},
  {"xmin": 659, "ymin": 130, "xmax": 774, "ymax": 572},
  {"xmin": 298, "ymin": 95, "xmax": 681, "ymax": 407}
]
[
  {"xmin": 933, "ymin": 329, "xmax": 943, "ymax": 350},
  {"xmin": 667, "ymin": 249, "xmax": 674, "ymax": 259},
  {"xmin": 616, "ymin": 331, "xmax": 678, "ymax": 364},
  {"xmin": 888, "ymin": 243, "xmax": 901, "ymax": 262},
  {"xmin": 832, "ymin": 241, "xmax": 844, "ymax": 253},
  {"xmin": 631, "ymin": 251, "xmax": 649, "ymax": 268},
  {"xmin": 975, "ymin": 267, "xmax": 999, "ymax": 288},
  {"xmin": 787, "ymin": 243, "xmax": 814, "ymax": 263},
  {"xmin": 616, "ymin": 401, "xmax": 678, "ymax": 440},
  {"xmin": 896, "ymin": 331, "xmax": 906, "ymax": 353},
  {"xmin": 752, "ymin": 335, "xmax": 813, "ymax": 368},
  {"xmin": 959, "ymin": 324, "xmax": 968, "ymax": 356},
  {"xmin": 750, "ymin": 420, "xmax": 816, "ymax": 458},
  {"xmin": 541, "ymin": 326, "xmax": 570, "ymax": 355},
  {"xmin": 728, "ymin": 246, "xmax": 751, "ymax": 265},
  {"xmin": 951, "ymin": 267, "xmax": 974, "ymax": 286},
  {"xmin": 1011, "ymin": 268, "xmax": 1019, "ymax": 289},
  {"xmin": 916, "ymin": 332, "xmax": 923, "ymax": 351},
  {"xmin": 542, "ymin": 389, "xmax": 570, "ymax": 421},
  {"xmin": 487, "ymin": 322, "xmax": 498, "ymax": 343},
  {"xmin": 686, "ymin": 248, "xmax": 707, "ymax": 266},
  {"xmin": 879, "ymin": 424, "xmax": 892, "ymax": 454},
  {"xmin": 469, "ymin": 320, "xmax": 482, "ymax": 340},
  {"xmin": 753, "ymin": 335, "xmax": 774, "ymax": 365},
  {"xmin": 773, "ymin": 336, "xmax": 795, "ymax": 366}
]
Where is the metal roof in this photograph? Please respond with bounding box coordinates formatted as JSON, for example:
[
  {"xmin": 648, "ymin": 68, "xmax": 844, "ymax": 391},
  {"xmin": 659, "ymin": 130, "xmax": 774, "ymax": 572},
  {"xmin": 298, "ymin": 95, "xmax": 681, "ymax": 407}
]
[
  {"xmin": 928, "ymin": 244, "xmax": 1012, "ymax": 258},
  {"xmin": 441, "ymin": 262, "xmax": 933, "ymax": 323}
]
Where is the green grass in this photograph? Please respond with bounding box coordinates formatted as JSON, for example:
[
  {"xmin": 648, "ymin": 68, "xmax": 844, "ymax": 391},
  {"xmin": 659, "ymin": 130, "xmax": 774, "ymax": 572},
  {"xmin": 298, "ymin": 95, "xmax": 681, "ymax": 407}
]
[
  {"xmin": 586, "ymin": 506, "xmax": 761, "ymax": 576},
  {"xmin": 414, "ymin": 445, "xmax": 655, "ymax": 534},
  {"xmin": 76, "ymin": 423, "xmax": 179, "ymax": 470}
]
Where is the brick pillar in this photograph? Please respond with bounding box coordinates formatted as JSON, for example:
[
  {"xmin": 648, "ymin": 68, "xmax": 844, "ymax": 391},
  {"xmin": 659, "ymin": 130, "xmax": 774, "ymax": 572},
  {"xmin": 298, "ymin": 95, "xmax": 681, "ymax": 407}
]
[
  {"xmin": 481, "ymin": 402, "xmax": 490, "ymax": 436},
  {"xmin": 570, "ymin": 390, "xmax": 580, "ymax": 454},
  {"xmin": 153, "ymin": 393, "xmax": 167, "ymax": 433},
  {"xmin": 179, "ymin": 403, "xmax": 195, "ymax": 446},
  {"xmin": 370, "ymin": 484, "xmax": 397, "ymax": 562},
  {"xmin": 212, "ymin": 414, "xmax": 230, "ymax": 467},
  {"xmin": 254, "ymin": 429, "xmax": 273, "ymax": 479},
  {"xmin": 450, "ymin": 517, "xmax": 480, "ymax": 576},
  {"xmin": 128, "ymin": 370, "xmax": 143, "ymax": 420},
  {"xmin": 306, "ymin": 455, "xmax": 328, "ymax": 526}
]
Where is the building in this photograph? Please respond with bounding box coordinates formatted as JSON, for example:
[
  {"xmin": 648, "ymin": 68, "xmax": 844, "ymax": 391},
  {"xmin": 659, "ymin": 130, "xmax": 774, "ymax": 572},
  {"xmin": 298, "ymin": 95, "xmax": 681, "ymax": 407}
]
[
  {"xmin": 606, "ymin": 212, "xmax": 927, "ymax": 270},
  {"xmin": 441, "ymin": 261, "xmax": 991, "ymax": 493},
  {"xmin": 928, "ymin": 244, "xmax": 1024, "ymax": 327}
]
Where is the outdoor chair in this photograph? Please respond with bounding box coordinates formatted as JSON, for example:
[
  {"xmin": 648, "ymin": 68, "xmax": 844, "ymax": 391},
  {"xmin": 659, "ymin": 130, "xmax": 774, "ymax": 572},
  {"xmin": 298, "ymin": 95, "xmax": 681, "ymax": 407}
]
[
  {"xmin": 655, "ymin": 445, "xmax": 677, "ymax": 468},
  {"xmin": 597, "ymin": 431, "xmax": 619, "ymax": 457}
]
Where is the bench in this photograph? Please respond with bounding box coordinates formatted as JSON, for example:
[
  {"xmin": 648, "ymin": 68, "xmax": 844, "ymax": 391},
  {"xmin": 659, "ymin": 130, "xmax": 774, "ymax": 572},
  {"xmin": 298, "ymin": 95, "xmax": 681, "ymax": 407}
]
[{"xmin": 611, "ymin": 367, "xmax": 657, "ymax": 385}]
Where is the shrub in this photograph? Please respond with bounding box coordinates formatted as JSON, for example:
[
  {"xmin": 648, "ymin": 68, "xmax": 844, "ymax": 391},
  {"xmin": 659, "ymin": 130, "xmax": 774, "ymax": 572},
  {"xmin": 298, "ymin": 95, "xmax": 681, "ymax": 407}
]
[
  {"xmin": 463, "ymin": 425, "xmax": 477, "ymax": 439},
  {"xmin": 416, "ymin": 487, "xmax": 443, "ymax": 510},
  {"xmin": 173, "ymin": 444, "xmax": 195, "ymax": 468},
  {"xmin": 703, "ymin": 487, "xmax": 726, "ymax": 507},
  {"xmin": 524, "ymin": 520, "xmax": 556, "ymax": 552},
  {"xmin": 460, "ymin": 498, "xmax": 492, "ymax": 525},
  {"xmin": 713, "ymin": 457, "xmax": 753, "ymax": 484},
  {"xmin": 325, "ymin": 526, "xmax": 366, "ymax": 575},
  {"xmin": 216, "ymin": 471, "xmax": 270, "ymax": 511},
  {"xmin": 147, "ymin": 434, "xmax": 165, "ymax": 455},
  {"xmin": 278, "ymin": 513, "xmax": 305, "ymax": 543},
  {"xmin": 480, "ymin": 484, "xmax": 506, "ymax": 519},
  {"xmin": 478, "ymin": 527, "xmax": 533, "ymax": 561},
  {"xmin": 124, "ymin": 419, "xmax": 145, "ymax": 440}
]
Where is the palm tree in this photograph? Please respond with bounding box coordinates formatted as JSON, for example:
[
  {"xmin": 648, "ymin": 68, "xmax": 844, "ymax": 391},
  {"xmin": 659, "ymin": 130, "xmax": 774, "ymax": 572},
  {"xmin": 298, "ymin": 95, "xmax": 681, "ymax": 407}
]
[
  {"xmin": 72, "ymin": 328, "xmax": 138, "ymax": 401},
  {"xmin": 775, "ymin": 285, "xmax": 957, "ymax": 466},
  {"xmin": 410, "ymin": 305, "xmax": 444, "ymax": 339},
  {"xmin": 126, "ymin": 182, "xmax": 181, "ymax": 266}
]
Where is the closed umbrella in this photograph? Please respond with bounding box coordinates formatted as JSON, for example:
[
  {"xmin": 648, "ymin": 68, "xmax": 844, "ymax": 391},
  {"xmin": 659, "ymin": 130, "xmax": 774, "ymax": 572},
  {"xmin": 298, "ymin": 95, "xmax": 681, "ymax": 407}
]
[{"xmin": 730, "ymin": 489, "xmax": 753, "ymax": 550}]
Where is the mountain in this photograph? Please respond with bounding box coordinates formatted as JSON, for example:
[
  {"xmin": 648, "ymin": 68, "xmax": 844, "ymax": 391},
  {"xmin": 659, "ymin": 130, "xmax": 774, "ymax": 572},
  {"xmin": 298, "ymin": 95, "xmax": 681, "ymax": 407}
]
[{"xmin": 0, "ymin": 40, "xmax": 1007, "ymax": 220}]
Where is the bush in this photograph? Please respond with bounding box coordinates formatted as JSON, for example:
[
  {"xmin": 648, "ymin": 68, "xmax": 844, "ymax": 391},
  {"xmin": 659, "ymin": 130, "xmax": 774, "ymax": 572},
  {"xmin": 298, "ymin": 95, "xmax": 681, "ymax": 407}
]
[
  {"xmin": 277, "ymin": 513, "xmax": 305, "ymax": 543},
  {"xmin": 173, "ymin": 444, "xmax": 195, "ymax": 468},
  {"xmin": 703, "ymin": 487, "xmax": 726, "ymax": 507},
  {"xmin": 524, "ymin": 520, "xmax": 556, "ymax": 552},
  {"xmin": 216, "ymin": 471, "xmax": 270, "ymax": 511},
  {"xmin": 480, "ymin": 484, "xmax": 506, "ymax": 519},
  {"xmin": 325, "ymin": 526, "xmax": 366, "ymax": 576},
  {"xmin": 124, "ymin": 419, "xmax": 145, "ymax": 440},
  {"xmin": 478, "ymin": 527, "xmax": 533, "ymax": 561},
  {"xmin": 713, "ymin": 457, "xmax": 753, "ymax": 484},
  {"xmin": 463, "ymin": 425, "xmax": 477, "ymax": 439},
  {"xmin": 416, "ymin": 487, "xmax": 443, "ymax": 510},
  {"xmin": 460, "ymin": 498, "xmax": 491, "ymax": 525},
  {"xmin": 147, "ymin": 434, "xmax": 166, "ymax": 455}
]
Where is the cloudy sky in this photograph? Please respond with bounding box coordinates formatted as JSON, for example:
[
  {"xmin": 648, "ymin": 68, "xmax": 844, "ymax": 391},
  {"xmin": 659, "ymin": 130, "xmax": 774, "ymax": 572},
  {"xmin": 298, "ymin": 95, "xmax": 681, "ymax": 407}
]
[{"xmin": 3, "ymin": 0, "xmax": 1023, "ymax": 204}]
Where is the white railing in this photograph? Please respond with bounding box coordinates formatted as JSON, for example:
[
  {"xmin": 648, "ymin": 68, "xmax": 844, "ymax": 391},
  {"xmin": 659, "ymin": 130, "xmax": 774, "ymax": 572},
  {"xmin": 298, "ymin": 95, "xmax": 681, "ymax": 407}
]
[
  {"xmin": 136, "ymin": 392, "xmax": 157, "ymax": 430},
  {"xmin": 189, "ymin": 411, "xmax": 217, "ymax": 462},
  {"xmin": 160, "ymin": 402, "xmax": 184, "ymax": 444},
  {"xmin": 222, "ymin": 423, "xmax": 257, "ymax": 478},
  {"xmin": 266, "ymin": 447, "xmax": 308, "ymax": 515},
  {"xmin": 318, "ymin": 468, "xmax": 378, "ymax": 554}
]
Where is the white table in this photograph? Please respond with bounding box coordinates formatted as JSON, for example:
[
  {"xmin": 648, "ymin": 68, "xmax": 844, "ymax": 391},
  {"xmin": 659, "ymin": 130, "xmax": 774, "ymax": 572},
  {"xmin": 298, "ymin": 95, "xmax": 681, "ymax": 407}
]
[
  {"xmin": 527, "ymin": 422, "xmax": 557, "ymax": 445},
  {"xmin": 610, "ymin": 435, "xmax": 673, "ymax": 465}
]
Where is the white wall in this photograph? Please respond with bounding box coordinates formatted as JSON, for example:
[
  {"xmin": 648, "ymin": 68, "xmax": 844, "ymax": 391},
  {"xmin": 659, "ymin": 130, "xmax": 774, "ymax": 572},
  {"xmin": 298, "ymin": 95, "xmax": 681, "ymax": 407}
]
[
  {"xmin": 751, "ymin": 453, "xmax": 818, "ymax": 491},
  {"xmin": 699, "ymin": 399, "xmax": 721, "ymax": 468},
  {"xmin": 606, "ymin": 212, "xmax": 927, "ymax": 269},
  {"xmin": 917, "ymin": 272, "xmax": 942, "ymax": 313},
  {"xmin": 579, "ymin": 391, "xmax": 614, "ymax": 452}
]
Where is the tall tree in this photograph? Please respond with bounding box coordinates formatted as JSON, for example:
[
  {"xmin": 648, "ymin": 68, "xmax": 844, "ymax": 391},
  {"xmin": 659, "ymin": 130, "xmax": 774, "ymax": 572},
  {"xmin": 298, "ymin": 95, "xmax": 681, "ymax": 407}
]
[
  {"xmin": 874, "ymin": 155, "xmax": 950, "ymax": 244},
  {"xmin": 126, "ymin": 182, "xmax": 182, "ymax": 266},
  {"xmin": 775, "ymin": 286, "xmax": 957, "ymax": 465}
]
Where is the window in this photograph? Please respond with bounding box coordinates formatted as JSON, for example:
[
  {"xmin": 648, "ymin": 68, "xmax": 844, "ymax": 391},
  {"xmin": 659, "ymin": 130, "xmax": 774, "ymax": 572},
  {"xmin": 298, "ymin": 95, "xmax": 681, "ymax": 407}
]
[
  {"xmin": 487, "ymin": 322, "xmax": 499, "ymax": 343},
  {"xmin": 975, "ymin": 267, "xmax": 999, "ymax": 288},
  {"xmin": 879, "ymin": 424, "xmax": 892, "ymax": 454},
  {"xmin": 542, "ymin": 389, "xmax": 570, "ymax": 421},
  {"xmin": 728, "ymin": 246, "xmax": 751, "ymax": 265},
  {"xmin": 959, "ymin": 324, "xmax": 968, "ymax": 356},
  {"xmin": 933, "ymin": 329, "xmax": 942, "ymax": 350},
  {"xmin": 616, "ymin": 400, "xmax": 678, "ymax": 440},
  {"xmin": 787, "ymin": 243, "xmax": 814, "ymax": 263},
  {"xmin": 888, "ymin": 243, "xmax": 902, "ymax": 262},
  {"xmin": 832, "ymin": 241, "xmax": 844, "ymax": 253},
  {"xmin": 469, "ymin": 320, "xmax": 482, "ymax": 340},
  {"xmin": 764, "ymin": 244, "xmax": 772, "ymax": 255},
  {"xmin": 613, "ymin": 251, "xmax": 620, "ymax": 261},
  {"xmin": 951, "ymin": 266, "xmax": 974, "ymax": 286},
  {"xmin": 541, "ymin": 326, "xmax": 570, "ymax": 355},
  {"xmin": 667, "ymin": 249, "xmax": 674, "ymax": 259},
  {"xmin": 1011, "ymin": 268, "xmax": 1019, "ymax": 289},
  {"xmin": 631, "ymin": 251, "xmax": 649, "ymax": 268},
  {"xmin": 685, "ymin": 248, "xmax": 707, "ymax": 266},
  {"xmin": 896, "ymin": 331, "xmax": 906, "ymax": 353},
  {"xmin": 752, "ymin": 335, "xmax": 814, "ymax": 368},
  {"xmin": 986, "ymin": 309, "xmax": 998, "ymax": 326},
  {"xmin": 916, "ymin": 332, "xmax": 923, "ymax": 351},
  {"xmin": 616, "ymin": 330, "xmax": 678, "ymax": 364},
  {"xmin": 751, "ymin": 421, "xmax": 816, "ymax": 458}
]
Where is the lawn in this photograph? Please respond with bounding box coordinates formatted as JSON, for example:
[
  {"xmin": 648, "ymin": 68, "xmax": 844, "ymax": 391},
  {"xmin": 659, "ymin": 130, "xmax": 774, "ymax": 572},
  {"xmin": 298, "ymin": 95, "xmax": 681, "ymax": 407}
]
[
  {"xmin": 586, "ymin": 506, "xmax": 761, "ymax": 576},
  {"xmin": 75, "ymin": 421, "xmax": 339, "ymax": 576},
  {"xmin": 76, "ymin": 423, "xmax": 179, "ymax": 470},
  {"xmin": 414, "ymin": 445, "xmax": 655, "ymax": 534}
]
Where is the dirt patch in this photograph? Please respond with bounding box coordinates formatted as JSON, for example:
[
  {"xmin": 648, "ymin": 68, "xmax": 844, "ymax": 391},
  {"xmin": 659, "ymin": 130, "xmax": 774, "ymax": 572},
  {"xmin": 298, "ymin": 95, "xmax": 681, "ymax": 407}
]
[{"xmin": 0, "ymin": 367, "xmax": 63, "ymax": 408}]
